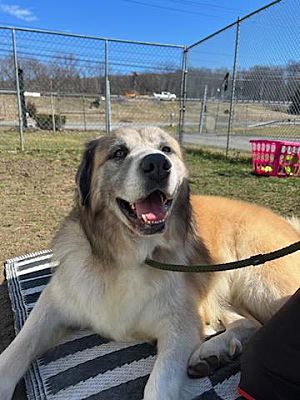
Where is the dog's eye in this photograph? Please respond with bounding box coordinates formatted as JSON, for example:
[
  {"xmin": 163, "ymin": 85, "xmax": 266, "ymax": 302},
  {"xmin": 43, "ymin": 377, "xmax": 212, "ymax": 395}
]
[
  {"xmin": 161, "ymin": 145, "xmax": 172, "ymax": 154},
  {"xmin": 111, "ymin": 147, "xmax": 128, "ymax": 160}
]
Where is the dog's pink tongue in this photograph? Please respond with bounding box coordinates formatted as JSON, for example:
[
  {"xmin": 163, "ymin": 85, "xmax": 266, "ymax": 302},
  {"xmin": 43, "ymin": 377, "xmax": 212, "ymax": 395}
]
[{"xmin": 135, "ymin": 192, "xmax": 165, "ymax": 222}]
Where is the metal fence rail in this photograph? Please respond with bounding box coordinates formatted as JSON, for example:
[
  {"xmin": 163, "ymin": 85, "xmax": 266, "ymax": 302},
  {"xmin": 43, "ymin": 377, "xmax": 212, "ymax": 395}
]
[{"xmin": 0, "ymin": 0, "xmax": 299, "ymax": 152}]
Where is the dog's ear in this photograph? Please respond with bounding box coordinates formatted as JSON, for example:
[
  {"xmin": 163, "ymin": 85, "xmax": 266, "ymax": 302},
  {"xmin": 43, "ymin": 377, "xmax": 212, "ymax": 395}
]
[
  {"xmin": 178, "ymin": 178, "xmax": 192, "ymax": 223},
  {"xmin": 171, "ymin": 177, "xmax": 192, "ymax": 239},
  {"xmin": 76, "ymin": 139, "xmax": 98, "ymax": 207}
]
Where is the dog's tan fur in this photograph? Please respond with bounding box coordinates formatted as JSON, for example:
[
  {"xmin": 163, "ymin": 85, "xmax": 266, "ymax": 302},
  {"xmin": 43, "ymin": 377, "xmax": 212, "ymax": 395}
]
[
  {"xmin": 193, "ymin": 196, "xmax": 300, "ymax": 322},
  {"xmin": 0, "ymin": 127, "xmax": 299, "ymax": 400}
]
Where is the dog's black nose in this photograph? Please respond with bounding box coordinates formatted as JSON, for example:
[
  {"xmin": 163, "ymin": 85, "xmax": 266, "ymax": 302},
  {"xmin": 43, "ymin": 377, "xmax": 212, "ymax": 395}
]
[{"xmin": 140, "ymin": 153, "xmax": 171, "ymax": 181}]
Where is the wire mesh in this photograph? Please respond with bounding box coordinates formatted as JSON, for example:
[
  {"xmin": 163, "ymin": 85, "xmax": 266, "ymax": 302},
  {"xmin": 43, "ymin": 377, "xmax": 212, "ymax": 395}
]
[
  {"xmin": 14, "ymin": 30, "xmax": 105, "ymax": 132},
  {"xmin": 107, "ymin": 41, "xmax": 182, "ymax": 130},
  {"xmin": 0, "ymin": 28, "xmax": 19, "ymax": 149},
  {"xmin": 1, "ymin": 0, "xmax": 299, "ymax": 152},
  {"xmin": 184, "ymin": 0, "xmax": 300, "ymax": 151},
  {"xmin": 185, "ymin": 26, "xmax": 236, "ymax": 136},
  {"xmin": 234, "ymin": 0, "xmax": 300, "ymax": 140},
  {"xmin": 0, "ymin": 28, "xmax": 183, "ymax": 150}
]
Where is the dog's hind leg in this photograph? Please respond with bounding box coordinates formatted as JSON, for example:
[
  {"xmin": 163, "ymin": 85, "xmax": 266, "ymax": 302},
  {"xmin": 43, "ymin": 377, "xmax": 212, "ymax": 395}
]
[
  {"xmin": 187, "ymin": 311, "xmax": 261, "ymax": 378},
  {"xmin": 0, "ymin": 285, "xmax": 67, "ymax": 400}
]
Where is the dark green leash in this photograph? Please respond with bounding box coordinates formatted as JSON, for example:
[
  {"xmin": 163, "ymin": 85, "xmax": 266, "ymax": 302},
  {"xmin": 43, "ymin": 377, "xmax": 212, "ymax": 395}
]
[{"xmin": 146, "ymin": 240, "xmax": 300, "ymax": 273}]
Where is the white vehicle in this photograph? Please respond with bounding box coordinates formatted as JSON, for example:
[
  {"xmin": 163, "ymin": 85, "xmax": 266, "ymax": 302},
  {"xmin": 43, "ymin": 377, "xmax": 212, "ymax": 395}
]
[{"xmin": 153, "ymin": 91, "xmax": 176, "ymax": 101}]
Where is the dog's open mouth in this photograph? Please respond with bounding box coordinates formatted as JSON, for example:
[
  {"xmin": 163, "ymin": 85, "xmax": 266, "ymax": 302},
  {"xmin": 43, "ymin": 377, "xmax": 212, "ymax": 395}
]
[{"xmin": 117, "ymin": 190, "xmax": 173, "ymax": 234}]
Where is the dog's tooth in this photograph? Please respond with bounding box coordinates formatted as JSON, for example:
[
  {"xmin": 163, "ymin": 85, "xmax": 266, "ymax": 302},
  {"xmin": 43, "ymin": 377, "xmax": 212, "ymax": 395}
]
[
  {"xmin": 142, "ymin": 214, "xmax": 152, "ymax": 225},
  {"xmin": 141, "ymin": 216, "xmax": 166, "ymax": 225},
  {"xmin": 131, "ymin": 203, "xmax": 136, "ymax": 210}
]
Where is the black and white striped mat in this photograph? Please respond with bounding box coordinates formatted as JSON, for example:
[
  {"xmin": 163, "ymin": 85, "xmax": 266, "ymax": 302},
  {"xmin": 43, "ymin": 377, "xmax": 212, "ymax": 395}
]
[{"xmin": 4, "ymin": 251, "xmax": 243, "ymax": 400}]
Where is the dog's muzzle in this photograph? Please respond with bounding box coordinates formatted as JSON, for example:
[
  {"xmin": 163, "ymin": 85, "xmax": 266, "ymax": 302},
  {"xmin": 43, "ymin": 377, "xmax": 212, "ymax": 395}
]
[{"xmin": 116, "ymin": 153, "xmax": 175, "ymax": 235}]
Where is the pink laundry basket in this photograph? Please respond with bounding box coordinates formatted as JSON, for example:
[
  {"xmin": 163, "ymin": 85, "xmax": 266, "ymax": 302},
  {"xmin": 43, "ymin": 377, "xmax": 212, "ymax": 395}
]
[{"xmin": 250, "ymin": 139, "xmax": 300, "ymax": 177}]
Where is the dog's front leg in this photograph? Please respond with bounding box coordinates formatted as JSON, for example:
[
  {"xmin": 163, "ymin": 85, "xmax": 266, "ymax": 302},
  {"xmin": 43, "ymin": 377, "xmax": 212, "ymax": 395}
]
[
  {"xmin": 0, "ymin": 285, "xmax": 67, "ymax": 400},
  {"xmin": 144, "ymin": 318, "xmax": 200, "ymax": 400}
]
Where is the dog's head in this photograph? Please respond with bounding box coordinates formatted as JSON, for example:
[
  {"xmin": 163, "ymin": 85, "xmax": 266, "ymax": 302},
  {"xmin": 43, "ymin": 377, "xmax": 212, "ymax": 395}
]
[{"xmin": 76, "ymin": 127, "xmax": 188, "ymax": 236}]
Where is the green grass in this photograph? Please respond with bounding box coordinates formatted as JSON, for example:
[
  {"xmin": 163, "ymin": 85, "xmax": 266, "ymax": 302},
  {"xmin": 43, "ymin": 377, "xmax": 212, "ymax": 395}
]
[
  {"xmin": 0, "ymin": 130, "xmax": 299, "ymax": 266},
  {"xmin": 183, "ymin": 125, "xmax": 300, "ymax": 138},
  {"xmin": 185, "ymin": 147, "xmax": 299, "ymax": 216},
  {"xmin": 233, "ymin": 126, "xmax": 300, "ymax": 138},
  {"xmin": 0, "ymin": 129, "xmax": 100, "ymax": 152}
]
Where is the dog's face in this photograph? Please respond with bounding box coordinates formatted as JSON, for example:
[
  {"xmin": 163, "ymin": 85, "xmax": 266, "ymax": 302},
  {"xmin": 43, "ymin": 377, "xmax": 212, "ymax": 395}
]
[{"xmin": 76, "ymin": 127, "xmax": 188, "ymax": 236}]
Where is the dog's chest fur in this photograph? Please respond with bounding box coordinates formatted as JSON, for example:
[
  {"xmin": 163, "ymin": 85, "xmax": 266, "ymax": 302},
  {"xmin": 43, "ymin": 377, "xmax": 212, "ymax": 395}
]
[{"xmin": 52, "ymin": 219, "xmax": 190, "ymax": 342}]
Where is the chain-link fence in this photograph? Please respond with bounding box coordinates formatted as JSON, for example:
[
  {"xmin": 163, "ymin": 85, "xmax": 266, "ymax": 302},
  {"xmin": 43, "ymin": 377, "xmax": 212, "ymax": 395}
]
[
  {"xmin": 184, "ymin": 26, "xmax": 236, "ymax": 136},
  {"xmin": 0, "ymin": 0, "xmax": 299, "ymax": 152},
  {"xmin": 107, "ymin": 41, "xmax": 183, "ymax": 130},
  {"xmin": 0, "ymin": 28, "xmax": 184, "ymax": 150},
  {"xmin": 184, "ymin": 0, "xmax": 300, "ymax": 153}
]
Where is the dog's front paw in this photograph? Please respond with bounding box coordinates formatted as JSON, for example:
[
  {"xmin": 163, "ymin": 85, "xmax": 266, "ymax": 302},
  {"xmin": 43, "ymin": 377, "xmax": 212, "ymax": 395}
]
[
  {"xmin": 187, "ymin": 333, "xmax": 242, "ymax": 378},
  {"xmin": 144, "ymin": 372, "xmax": 182, "ymax": 400}
]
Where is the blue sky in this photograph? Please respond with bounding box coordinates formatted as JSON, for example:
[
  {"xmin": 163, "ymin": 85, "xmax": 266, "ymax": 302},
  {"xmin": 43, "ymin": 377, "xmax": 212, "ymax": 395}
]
[
  {"xmin": 0, "ymin": 0, "xmax": 270, "ymax": 46},
  {"xmin": 0, "ymin": 0, "xmax": 298, "ymax": 75}
]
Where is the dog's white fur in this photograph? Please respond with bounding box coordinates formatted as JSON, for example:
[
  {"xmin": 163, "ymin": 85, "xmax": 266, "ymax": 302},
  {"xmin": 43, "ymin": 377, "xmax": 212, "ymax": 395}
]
[{"xmin": 0, "ymin": 127, "xmax": 299, "ymax": 400}]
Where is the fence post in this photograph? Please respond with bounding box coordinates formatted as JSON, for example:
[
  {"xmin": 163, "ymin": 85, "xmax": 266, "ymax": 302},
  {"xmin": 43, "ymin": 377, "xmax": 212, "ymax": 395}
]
[
  {"xmin": 170, "ymin": 112, "xmax": 175, "ymax": 127},
  {"xmin": 104, "ymin": 40, "xmax": 111, "ymax": 133},
  {"xmin": 226, "ymin": 17, "xmax": 240, "ymax": 157},
  {"xmin": 50, "ymin": 93, "xmax": 56, "ymax": 132},
  {"xmin": 50, "ymin": 78, "xmax": 56, "ymax": 133},
  {"xmin": 214, "ymin": 100, "xmax": 220, "ymax": 133},
  {"xmin": 178, "ymin": 47, "xmax": 188, "ymax": 144},
  {"xmin": 12, "ymin": 28, "xmax": 24, "ymax": 151},
  {"xmin": 244, "ymin": 104, "xmax": 249, "ymax": 135},
  {"xmin": 82, "ymin": 95, "xmax": 87, "ymax": 131},
  {"xmin": 199, "ymin": 84, "xmax": 208, "ymax": 134},
  {"xmin": 18, "ymin": 68, "xmax": 27, "ymax": 129},
  {"xmin": 57, "ymin": 93, "xmax": 62, "ymax": 129}
]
